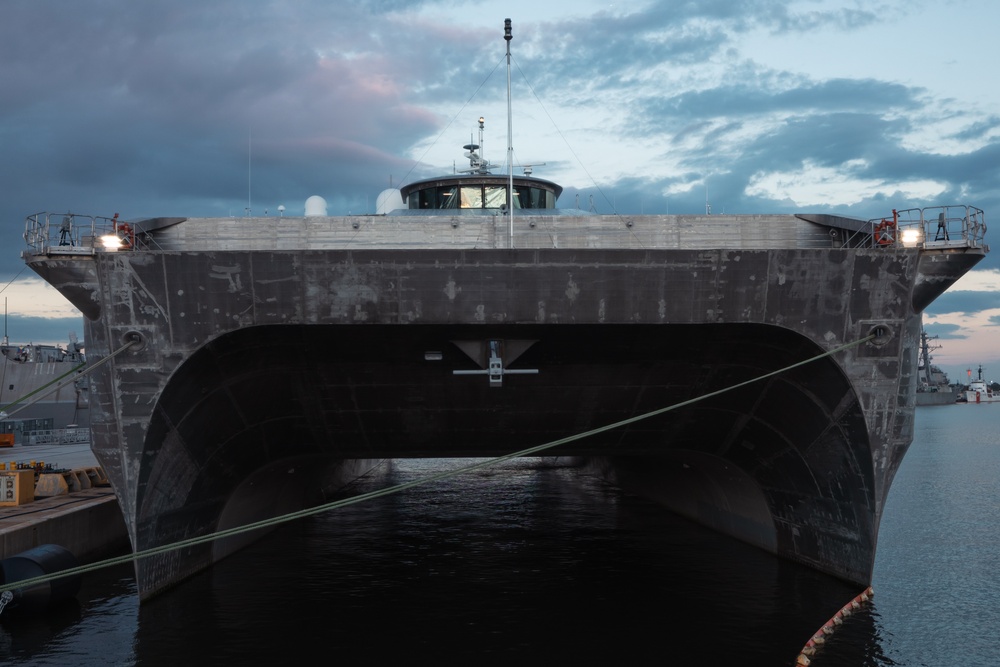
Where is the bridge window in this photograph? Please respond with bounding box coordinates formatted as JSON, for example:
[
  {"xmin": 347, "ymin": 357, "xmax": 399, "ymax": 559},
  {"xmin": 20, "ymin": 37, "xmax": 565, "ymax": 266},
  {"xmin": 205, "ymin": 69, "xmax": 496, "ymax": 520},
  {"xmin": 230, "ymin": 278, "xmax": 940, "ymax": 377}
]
[
  {"xmin": 516, "ymin": 185, "xmax": 553, "ymax": 209},
  {"xmin": 409, "ymin": 184, "xmax": 555, "ymax": 210}
]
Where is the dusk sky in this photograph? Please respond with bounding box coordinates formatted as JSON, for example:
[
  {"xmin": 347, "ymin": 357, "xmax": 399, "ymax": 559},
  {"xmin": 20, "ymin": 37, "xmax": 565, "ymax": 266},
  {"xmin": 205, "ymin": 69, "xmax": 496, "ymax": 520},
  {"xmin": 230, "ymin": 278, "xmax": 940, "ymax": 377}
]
[{"xmin": 2, "ymin": 0, "xmax": 998, "ymax": 383}]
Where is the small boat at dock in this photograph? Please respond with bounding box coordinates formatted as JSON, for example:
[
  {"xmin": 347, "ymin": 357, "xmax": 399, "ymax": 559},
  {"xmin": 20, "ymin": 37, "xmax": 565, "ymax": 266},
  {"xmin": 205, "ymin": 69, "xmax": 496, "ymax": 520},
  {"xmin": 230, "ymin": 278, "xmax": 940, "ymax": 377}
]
[{"xmin": 961, "ymin": 365, "xmax": 1000, "ymax": 403}]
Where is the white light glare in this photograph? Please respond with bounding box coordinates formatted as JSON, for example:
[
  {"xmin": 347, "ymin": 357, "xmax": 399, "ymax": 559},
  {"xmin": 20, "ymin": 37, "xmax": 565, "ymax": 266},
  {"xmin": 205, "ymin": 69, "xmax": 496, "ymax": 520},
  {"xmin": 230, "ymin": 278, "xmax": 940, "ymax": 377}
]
[
  {"xmin": 900, "ymin": 228, "xmax": 923, "ymax": 247},
  {"xmin": 100, "ymin": 234, "xmax": 123, "ymax": 250}
]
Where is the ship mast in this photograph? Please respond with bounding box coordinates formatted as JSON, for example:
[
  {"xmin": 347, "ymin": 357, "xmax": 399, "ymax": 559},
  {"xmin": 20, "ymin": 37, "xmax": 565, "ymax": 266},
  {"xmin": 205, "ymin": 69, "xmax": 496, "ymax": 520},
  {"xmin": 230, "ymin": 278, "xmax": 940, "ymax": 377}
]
[
  {"xmin": 919, "ymin": 327, "xmax": 940, "ymax": 386},
  {"xmin": 504, "ymin": 18, "xmax": 514, "ymax": 248}
]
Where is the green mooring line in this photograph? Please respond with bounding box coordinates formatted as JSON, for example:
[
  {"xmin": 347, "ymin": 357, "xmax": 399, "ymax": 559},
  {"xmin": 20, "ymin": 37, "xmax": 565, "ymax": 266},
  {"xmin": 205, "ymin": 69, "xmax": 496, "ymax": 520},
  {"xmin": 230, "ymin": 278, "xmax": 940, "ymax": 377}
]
[
  {"xmin": 0, "ymin": 334, "xmax": 875, "ymax": 596},
  {"xmin": 0, "ymin": 361, "xmax": 86, "ymax": 417},
  {"xmin": 1, "ymin": 340, "xmax": 137, "ymax": 419}
]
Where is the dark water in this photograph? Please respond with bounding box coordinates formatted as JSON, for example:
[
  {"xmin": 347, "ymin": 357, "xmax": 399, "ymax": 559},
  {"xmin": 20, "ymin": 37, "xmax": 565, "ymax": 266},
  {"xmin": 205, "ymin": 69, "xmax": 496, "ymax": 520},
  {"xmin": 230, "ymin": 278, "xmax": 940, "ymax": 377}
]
[{"xmin": 2, "ymin": 404, "xmax": 998, "ymax": 666}]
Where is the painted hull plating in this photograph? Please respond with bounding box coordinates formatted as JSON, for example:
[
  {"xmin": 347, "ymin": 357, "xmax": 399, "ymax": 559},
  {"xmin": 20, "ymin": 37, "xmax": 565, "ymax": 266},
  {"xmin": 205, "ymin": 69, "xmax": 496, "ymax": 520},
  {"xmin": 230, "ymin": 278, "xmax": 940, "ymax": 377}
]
[
  {"xmin": 915, "ymin": 388, "xmax": 960, "ymax": 406},
  {"xmin": 23, "ymin": 211, "xmax": 986, "ymax": 599},
  {"xmin": 0, "ymin": 352, "xmax": 90, "ymax": 432}
]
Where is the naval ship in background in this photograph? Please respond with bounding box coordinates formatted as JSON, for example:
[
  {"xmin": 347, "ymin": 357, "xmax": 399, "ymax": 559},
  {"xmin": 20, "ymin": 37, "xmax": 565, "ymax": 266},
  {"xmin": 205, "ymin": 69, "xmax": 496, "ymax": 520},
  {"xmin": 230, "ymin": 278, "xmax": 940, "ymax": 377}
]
[
  {"xmin": 0, "ymin": 333, "xmax": 90, "ymax": 445},
  {"xmin": 18, "ymin": 21, "xmax": 990, "ymax": 601},
  {"xmin": 915, "ymin": 329, "xmax": 961, "ymax": 405},
  {"xmin": 961, "ymin": 365, "xmax": 1000, "ymax": 403}
]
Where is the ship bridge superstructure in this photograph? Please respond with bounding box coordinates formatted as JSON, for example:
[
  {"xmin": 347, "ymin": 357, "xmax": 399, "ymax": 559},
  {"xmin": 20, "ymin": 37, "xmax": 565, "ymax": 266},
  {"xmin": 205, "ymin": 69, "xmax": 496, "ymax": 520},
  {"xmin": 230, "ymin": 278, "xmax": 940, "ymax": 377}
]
[{"xmin": 392, "ymin": 117, "xmax": 562, "ymax": 215}]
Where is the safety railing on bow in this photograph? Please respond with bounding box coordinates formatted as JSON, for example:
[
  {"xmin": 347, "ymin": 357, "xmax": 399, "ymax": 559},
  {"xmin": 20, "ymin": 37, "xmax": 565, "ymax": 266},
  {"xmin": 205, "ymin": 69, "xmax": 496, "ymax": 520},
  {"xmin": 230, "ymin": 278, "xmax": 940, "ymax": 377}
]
[
  {"xmin": 867, "ymin": 205, "xmax": 986, "ymax": 249},
  {"xmin": 23, "ymin": 212, "xmax": 144, "ymax": 255}
]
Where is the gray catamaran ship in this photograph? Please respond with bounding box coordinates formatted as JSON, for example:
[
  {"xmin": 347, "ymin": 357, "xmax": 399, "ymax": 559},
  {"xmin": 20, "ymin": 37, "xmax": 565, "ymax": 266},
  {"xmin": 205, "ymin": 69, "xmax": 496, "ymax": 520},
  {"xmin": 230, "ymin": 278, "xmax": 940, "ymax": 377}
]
[{"xmin": 20, "ymin": 22, "xmax": 988, "ymax": 600}]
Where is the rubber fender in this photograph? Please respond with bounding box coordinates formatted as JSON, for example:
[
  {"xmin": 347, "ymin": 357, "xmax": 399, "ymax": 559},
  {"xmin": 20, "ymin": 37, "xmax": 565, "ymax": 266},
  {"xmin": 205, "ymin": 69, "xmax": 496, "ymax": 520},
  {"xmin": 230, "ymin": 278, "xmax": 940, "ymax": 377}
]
[{"xmin": 0, "ymin": 544, "xmax": 81, "ymax": 616}]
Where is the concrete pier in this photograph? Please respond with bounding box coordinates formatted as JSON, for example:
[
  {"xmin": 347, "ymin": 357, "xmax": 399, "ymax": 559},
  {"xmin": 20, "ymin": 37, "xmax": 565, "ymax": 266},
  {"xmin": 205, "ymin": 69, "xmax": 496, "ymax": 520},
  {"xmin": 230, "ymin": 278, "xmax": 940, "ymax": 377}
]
[{"xmin": 0, "ymin": 442, "xmax": 128, "ymax": 562}]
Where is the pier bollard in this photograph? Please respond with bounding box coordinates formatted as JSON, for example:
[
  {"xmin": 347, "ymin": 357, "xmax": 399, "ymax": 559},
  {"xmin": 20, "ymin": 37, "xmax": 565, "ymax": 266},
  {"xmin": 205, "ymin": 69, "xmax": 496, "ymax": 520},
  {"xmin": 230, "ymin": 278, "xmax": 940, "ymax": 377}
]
[
  {"xmin": 69, "ymin": 469, "xmax": 89, "ymax": 491},
  {"xmin": 34, "ymin": 473, "xmax": 72, "ymax": 498},
  {"xmin": 82, "ymin": 467, "xmax": 109, "ymax": 487}
]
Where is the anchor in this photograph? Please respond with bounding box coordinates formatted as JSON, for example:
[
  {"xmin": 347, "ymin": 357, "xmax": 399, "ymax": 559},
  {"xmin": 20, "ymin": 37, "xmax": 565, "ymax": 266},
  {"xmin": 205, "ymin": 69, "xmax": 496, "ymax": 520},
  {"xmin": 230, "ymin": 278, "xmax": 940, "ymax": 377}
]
[{"xmin": 451, "ymin": 339, "xmax": 539, "ymax": 387}]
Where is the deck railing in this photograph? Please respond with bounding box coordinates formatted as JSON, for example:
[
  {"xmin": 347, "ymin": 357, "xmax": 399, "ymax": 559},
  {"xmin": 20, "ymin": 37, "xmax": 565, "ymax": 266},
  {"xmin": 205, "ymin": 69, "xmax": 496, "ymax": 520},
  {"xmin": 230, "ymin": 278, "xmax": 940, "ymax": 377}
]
[
  {"xmin": 22, "ymin": 212, "xmax": 142, "ymax": 255},
  {"xmin": 867, "ymin": 205, "xmax": 986, "ymax": 249},
  {"xmin": 24, "ymin": 206, "xmax": 987, "ymax": 255}
]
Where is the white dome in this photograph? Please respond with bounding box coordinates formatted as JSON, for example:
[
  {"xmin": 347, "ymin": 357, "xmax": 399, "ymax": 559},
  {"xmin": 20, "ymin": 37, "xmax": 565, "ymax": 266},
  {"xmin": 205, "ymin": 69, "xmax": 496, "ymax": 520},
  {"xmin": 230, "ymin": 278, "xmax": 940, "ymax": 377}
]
[
  {"xmin": 375, "ymin": 188, "xmax": 405, "ymax": 214},
  {"xmin": 304, "ymin": 195, "xmax": 328, "ymax": 217}
]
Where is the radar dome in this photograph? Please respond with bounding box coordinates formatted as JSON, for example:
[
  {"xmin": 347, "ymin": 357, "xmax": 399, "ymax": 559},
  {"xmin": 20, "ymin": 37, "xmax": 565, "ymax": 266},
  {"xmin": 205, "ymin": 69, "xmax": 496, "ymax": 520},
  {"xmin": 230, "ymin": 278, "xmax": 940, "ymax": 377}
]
[
  {"xmin": 376, "ymin": 189, "xmax": 405, "ymax": 215},
  {"xmin": 304, "ymin": 195, "xmax": 328, "ymax": 217}
]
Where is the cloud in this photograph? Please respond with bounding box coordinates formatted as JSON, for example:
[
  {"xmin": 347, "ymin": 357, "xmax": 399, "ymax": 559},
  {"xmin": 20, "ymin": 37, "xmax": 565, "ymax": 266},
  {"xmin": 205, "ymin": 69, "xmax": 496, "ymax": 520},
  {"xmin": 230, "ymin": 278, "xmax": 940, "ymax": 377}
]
[
  {"xmin": 0, "ymin": 278, "xmax": 83, "ymax": 319},
  {"xmin": 922, "ymin": 290, "xmax": 1000, "ymax": 318},
  {"xmin": 950, "ymin": 268, "xmax": 1000, "ymax": 292},
  {"xmin": 922, "ymin": 321, "xmax": 965, "ymax": 340},
  {"xmin": 2, "ymin": 0, "xmax": 999, "ymax": 363}
]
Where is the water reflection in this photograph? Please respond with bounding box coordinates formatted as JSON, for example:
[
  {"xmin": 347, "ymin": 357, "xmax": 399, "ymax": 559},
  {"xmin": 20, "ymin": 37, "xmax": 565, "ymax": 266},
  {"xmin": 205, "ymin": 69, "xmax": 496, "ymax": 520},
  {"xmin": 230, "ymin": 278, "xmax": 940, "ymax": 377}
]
[
  {"xmin": 2, "ymin": 454, "xmax": 933, "ymax": 665},
  {"xmin": 131, "ymin": 458, "xmax": 865, "ymax": 664}
]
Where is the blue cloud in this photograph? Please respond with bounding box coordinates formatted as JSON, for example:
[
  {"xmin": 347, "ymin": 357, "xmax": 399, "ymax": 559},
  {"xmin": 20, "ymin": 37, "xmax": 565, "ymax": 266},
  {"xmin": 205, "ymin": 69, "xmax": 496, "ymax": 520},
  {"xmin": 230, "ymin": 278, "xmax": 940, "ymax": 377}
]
[
  {"xmin": 922, "ymin": 321, "xmax": 966, "ymax": 340},
  {"xmin": 2, "ymin": 1, "xmax": 998, "ymax": 293},
  {"xmin": 925, "ymin": 290, "xmax": 1000, "ymax": 317}
]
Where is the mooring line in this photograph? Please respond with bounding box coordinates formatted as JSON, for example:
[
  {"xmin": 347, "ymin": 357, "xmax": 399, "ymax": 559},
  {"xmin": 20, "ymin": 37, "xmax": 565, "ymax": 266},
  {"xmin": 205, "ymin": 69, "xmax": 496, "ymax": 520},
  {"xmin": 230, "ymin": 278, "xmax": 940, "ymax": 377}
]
[
  {"xmin": 0, "ymin": 361, "xmax": 86, "ymax": 418},
  {"xmin": 0, "ymin": 334, "xmax": 875, "ymax": 595}
]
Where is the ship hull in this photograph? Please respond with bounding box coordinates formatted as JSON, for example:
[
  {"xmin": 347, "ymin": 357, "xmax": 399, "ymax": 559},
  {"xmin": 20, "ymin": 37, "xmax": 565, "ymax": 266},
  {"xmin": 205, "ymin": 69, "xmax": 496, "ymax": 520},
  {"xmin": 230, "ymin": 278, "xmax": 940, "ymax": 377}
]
[
  {"xmin": 23, "ymin": 213, "xmax": 986, "ymax": 599},
  {"xmin": 0, "ymin": 353, "xmax": 90, "ymax": 438},
  {"xmin": 915, "ymin": 388, "xmax": 960, "ymax": 406},
  {"xmin": 963, "ymin": 391, "xmax": 1000, "ymax": 403}
]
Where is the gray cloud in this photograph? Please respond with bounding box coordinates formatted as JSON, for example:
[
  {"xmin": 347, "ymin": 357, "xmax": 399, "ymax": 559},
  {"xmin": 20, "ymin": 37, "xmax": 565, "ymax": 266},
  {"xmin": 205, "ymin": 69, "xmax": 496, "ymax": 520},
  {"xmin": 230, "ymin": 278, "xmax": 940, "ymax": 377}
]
[
  {"xmin": 924, "ymin": 291, "xmax": 1000, "ymax": 317},
  {"xmin": 922, "ymin": 321, "xmax": 966, "ymax": 340},
  {"xmin": 2, "ymin": 0, "xmax": 997, "ymax": 288},
  {"xmin": 646, "ymin": 78, "xmax": 919, "ymax": 124}
]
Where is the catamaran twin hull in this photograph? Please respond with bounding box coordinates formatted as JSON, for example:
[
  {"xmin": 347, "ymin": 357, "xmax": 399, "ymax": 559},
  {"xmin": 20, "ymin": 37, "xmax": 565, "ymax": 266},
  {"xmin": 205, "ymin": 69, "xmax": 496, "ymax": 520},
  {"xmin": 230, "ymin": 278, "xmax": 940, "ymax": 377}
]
[{"xmin": 23, "ymin": 210, "xmax": 986, "ymax": 598}]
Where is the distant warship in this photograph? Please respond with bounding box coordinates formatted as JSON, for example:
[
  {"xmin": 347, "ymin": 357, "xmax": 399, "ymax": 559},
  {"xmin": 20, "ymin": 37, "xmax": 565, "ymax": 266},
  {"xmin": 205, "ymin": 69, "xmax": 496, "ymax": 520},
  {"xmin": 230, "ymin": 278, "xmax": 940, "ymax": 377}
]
[{"xmin": 915, "ymin": 329, "xmax": 960, "ymax": 406}]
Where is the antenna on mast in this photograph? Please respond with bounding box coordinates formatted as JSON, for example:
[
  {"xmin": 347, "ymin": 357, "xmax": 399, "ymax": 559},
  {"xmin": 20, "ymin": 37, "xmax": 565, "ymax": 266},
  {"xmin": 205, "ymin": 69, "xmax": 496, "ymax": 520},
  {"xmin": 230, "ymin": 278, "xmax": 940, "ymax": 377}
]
[
  {"xmin": 247, "ymin": 126, "xmax": 252, "ymax": 218},
  {"xmin": 478, "ymin": 116, "xmax": 486, "ymax": 171},
  {"xmin": 504, "ymin": 18, "xmax": 514, "ymax": 248},
  {"xmin": 460, "ymin": 117, "xmax": 490, "ymax": 174}
]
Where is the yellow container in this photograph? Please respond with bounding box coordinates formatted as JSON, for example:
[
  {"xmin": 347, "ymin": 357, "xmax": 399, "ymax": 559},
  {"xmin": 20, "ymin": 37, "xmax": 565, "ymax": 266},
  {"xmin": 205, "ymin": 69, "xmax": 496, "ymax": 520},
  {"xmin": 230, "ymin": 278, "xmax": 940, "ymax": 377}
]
[{"xmin": 0, "ymin": 470, "xmax": 35, "ymax": 506}]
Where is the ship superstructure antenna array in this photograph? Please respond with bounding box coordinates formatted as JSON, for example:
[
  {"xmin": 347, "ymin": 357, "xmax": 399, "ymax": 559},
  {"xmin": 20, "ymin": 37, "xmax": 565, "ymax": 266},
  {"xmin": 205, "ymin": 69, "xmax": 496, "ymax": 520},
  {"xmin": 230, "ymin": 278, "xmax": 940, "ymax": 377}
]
[
  {"xmin": 459, "ymin": 117, "xmax": 489, "ymax": 174},
  {"xmin": 919, "ymin": 327, "xmax": 941, "ymax": 386},
  {"xmin": 505, "ymin": 18, "xmax": 514, "ymax": 248}
]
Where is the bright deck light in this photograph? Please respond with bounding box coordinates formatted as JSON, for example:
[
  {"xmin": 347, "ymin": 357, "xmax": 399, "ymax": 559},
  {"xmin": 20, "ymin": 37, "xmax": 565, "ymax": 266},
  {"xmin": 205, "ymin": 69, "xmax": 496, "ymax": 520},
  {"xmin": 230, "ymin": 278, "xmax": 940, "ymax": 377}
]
[
  {"xmin": 900, "ymin": 228, "xmax": 923, "ymax": 247},
  {"xmin": 100, "ymin": 234, "xmax": 123, "ymax": 249}
]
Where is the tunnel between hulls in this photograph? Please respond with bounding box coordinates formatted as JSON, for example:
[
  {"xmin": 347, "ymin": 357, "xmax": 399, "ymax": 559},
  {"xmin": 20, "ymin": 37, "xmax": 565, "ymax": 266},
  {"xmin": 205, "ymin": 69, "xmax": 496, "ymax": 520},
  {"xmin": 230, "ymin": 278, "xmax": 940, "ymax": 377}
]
[{"xmin": 136, "ymin": 322, "xmax": 875, "ymax": 591}]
